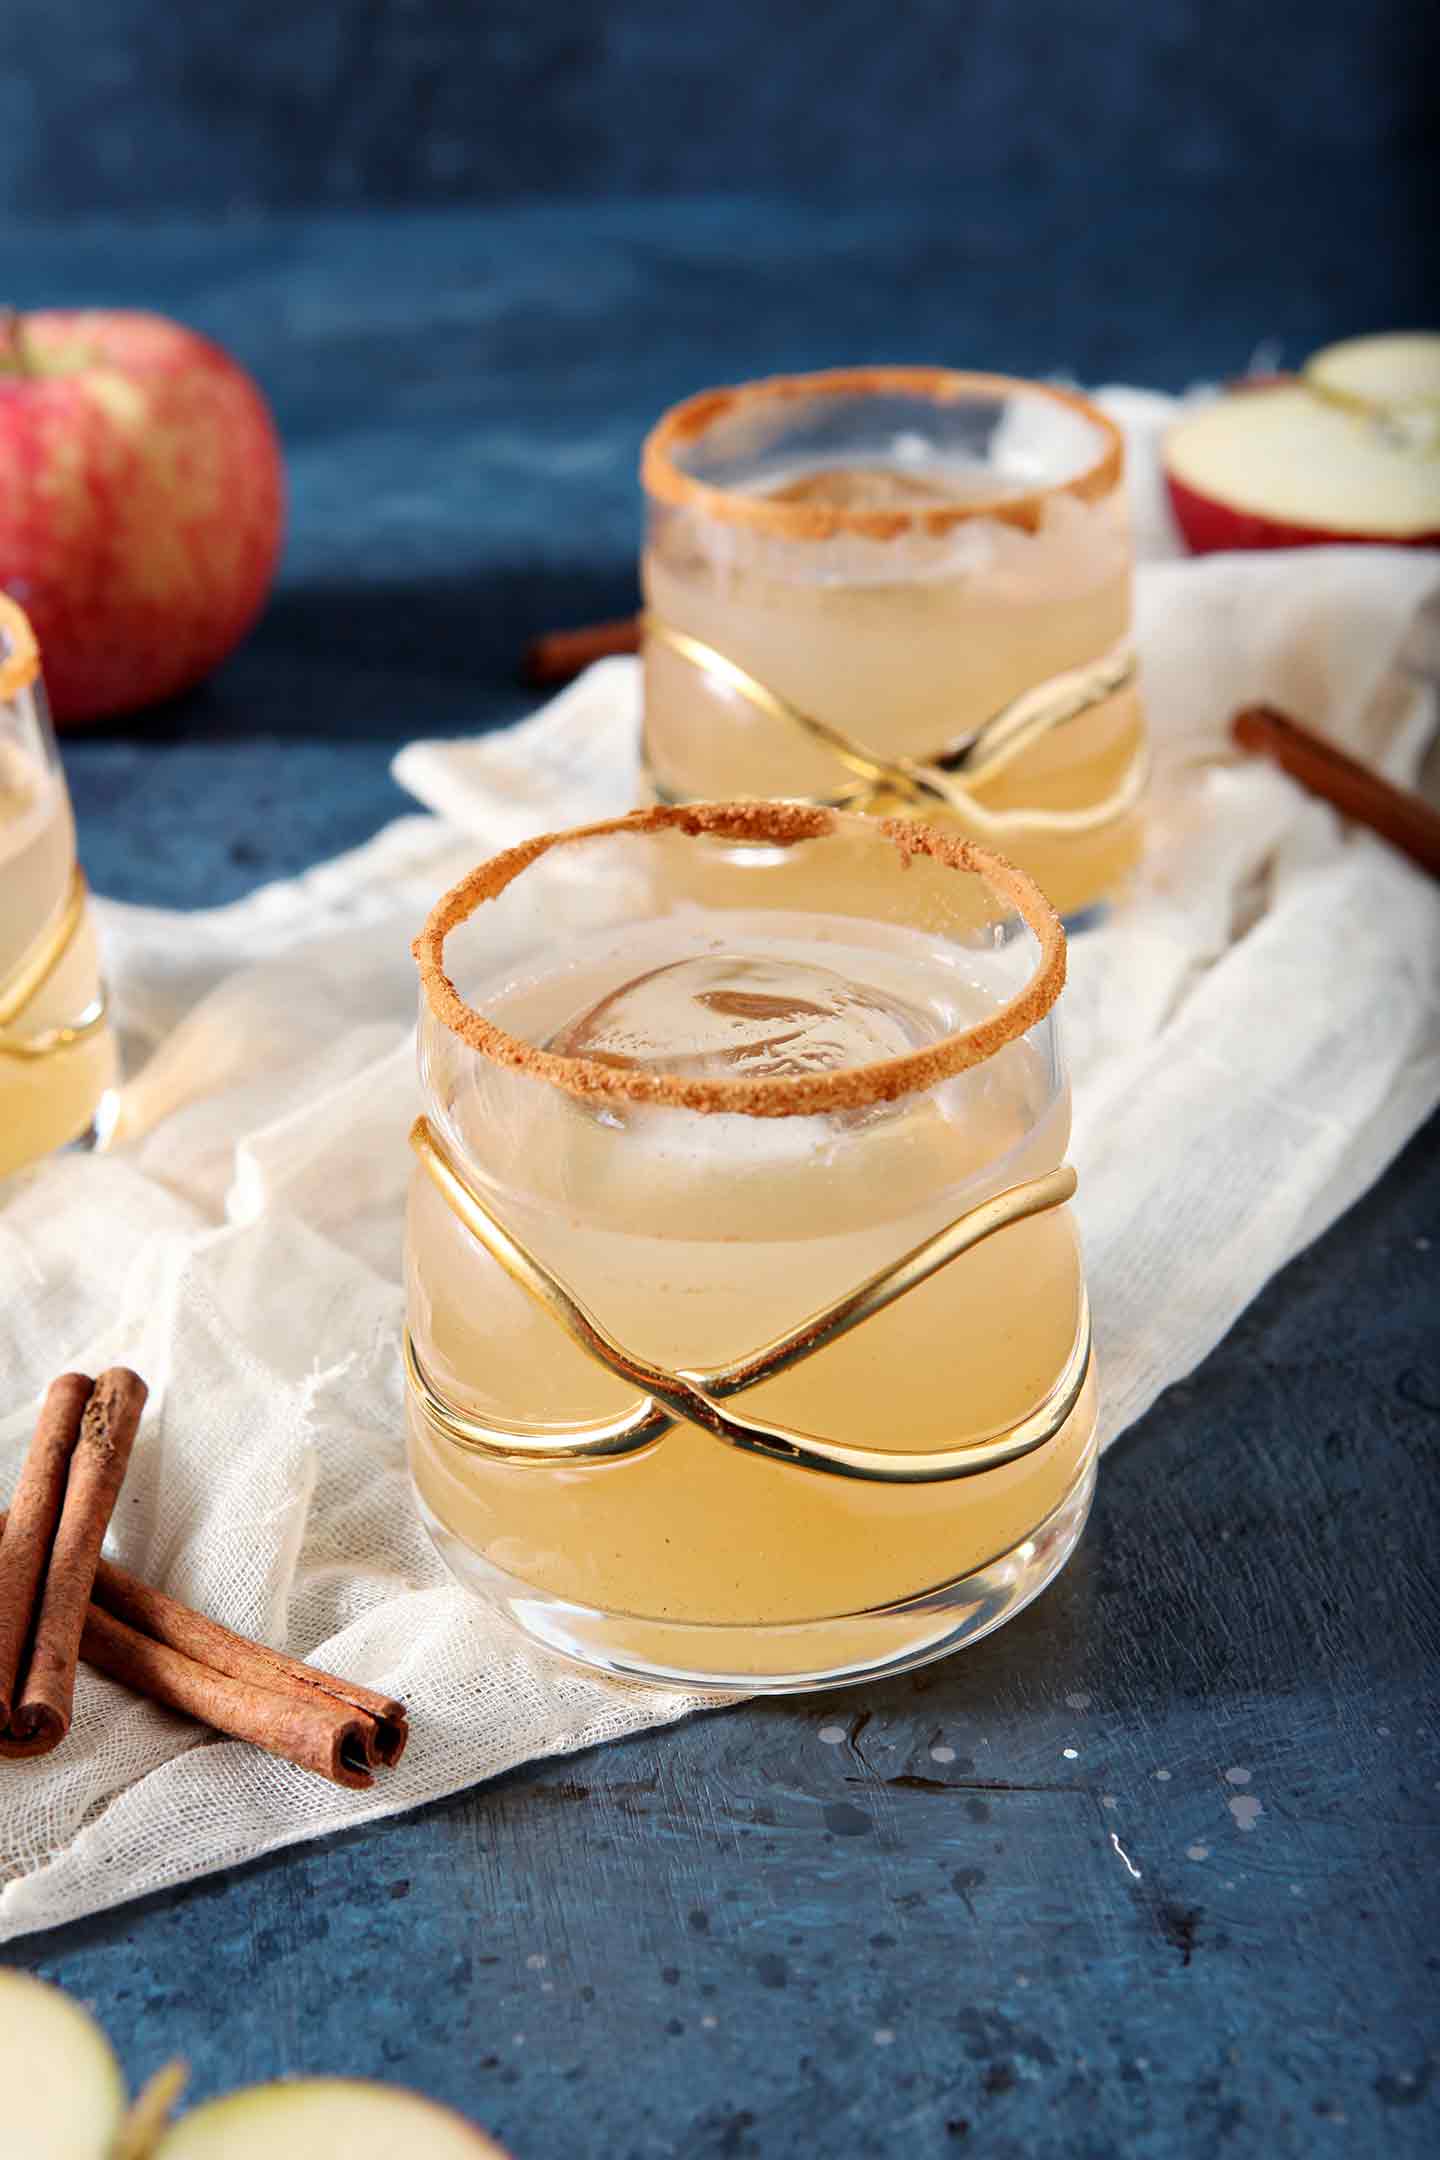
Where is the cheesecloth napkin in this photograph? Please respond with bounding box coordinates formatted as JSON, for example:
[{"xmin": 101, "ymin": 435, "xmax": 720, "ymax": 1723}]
[{"xmin": 1, "ymin": 392, "xmax": 1437, "ymax": 1942}]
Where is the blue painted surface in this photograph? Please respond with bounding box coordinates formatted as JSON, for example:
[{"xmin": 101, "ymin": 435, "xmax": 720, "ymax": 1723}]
[
  {"xmin": 1, "ymin": 193, "xmax": 1437, "ymax": 2154},
  {"xmin": 11, "ymin": 1123, "xmax": 1440, "ymax": 2155}
]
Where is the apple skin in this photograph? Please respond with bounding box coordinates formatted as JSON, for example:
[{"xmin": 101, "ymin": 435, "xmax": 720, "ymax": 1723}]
[
  {"xmin": 0, "ymin": 309, "xmax": 284, "ymax": 723},
  {"xmin": 1167, "ymin": 468, "xmax": 1440, "ymax": 555}
]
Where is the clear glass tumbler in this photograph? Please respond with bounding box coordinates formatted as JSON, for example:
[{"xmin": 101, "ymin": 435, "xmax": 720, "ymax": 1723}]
[
  {"xmin": 641, "ymin": 367, "xmax": 1146, "ymax": 921},
  {"xmin": 0, "ymin": 595, "xmax": 117, "ymax": 1178},
  {"xmin": 405, "ymin": 802, "xmax": 1096, "ymax": 1692}
]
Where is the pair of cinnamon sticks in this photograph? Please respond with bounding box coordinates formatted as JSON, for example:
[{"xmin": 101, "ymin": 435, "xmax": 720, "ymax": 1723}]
[{"xmin": 0, "ymin": 1370, "xmax": 407, "ymax": 1787}]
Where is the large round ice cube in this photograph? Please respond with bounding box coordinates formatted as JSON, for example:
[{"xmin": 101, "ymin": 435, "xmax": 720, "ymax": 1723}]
[{"xmin": 546, "ymin": 953, "xmax": 938, "ymax": 1080}]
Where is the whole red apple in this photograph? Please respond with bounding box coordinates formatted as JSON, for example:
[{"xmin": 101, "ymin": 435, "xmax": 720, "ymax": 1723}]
[{"xmin": 0, "ymin": 308, "xmax": 284, "ymax": 723}]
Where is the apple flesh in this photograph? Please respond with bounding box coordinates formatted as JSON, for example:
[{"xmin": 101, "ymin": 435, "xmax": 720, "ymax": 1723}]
[
  {"xmin": 153, "ymin": 2080, "xmax": 510, "ymax": 2158},
  {"xmin": 1306, "ymin": 330, "xmax": 1440, "ymax": 419},
  {"xmin": 0, "ymin": 1972, "xmax": 510, "ymax": 2157},
  {"xmin": 1165, "ymin": 331, "xmax": 1440, "ymax": 553},
  {"xmin": 0, "ymin": 309, "xmax": 284, "ymax": 723},
  {"xmin": 0, "ymin": 1969, "xmax": 128, "ymax": 2152}
]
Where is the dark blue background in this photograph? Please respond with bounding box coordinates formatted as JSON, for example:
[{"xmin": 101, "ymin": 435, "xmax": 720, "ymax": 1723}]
[
  {"xmin": 6, "ymin": 1, "xmax": 1436, "ymax": 223},
  {"xmin": 5, "ymin": 0, "xmax": 1435, "ymax": 904},
  {"xmin": 3, "ymin": 12, "xmax": 1438, "ymax": 2154}
]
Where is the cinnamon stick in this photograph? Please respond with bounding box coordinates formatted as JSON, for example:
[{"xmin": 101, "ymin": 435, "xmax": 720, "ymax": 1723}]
[
  {"xmin": 0, "ymin": 1505, "xmax": 408, "ymax": 1784},
  {"xmin": 84, "ymin": 1549, "xmax": 407, "ymax": 1767},
  {"xmin": 78, "ymin": 1605, "xmax": 382, "ymax": 1790},
  {"xmin": 0, "ymin": 1364, "xmax": 409, "ymax": 1786},
  {"xmin": 0, "ymin": 1368, "xmax": 147, "ymax": 1756},
  {"xmin": 0, "ymin": 1373, "xmax": 93, "ymax": 1730},
  {"xmin": 523, "ymin": 615, "xmax": 640, "ymax": 687},
  {"xmin": 1233, "ymin": 704, "xmax": 1440, "ymax": 883}
]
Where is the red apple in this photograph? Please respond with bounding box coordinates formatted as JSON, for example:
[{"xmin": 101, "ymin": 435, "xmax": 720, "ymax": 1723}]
[
  {"xmin": 1164, "ymin": 332, "xmax": 1440, "ymax": 554},
  {"xmin": 0, "ymin": 308, "xmax": 284, "ymax": 723}
]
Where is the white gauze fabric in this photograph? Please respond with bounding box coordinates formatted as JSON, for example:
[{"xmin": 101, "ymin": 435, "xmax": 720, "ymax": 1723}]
[{"xmin": 0, "ymin": 390, "xmax": 1436, "ymax": 1941}]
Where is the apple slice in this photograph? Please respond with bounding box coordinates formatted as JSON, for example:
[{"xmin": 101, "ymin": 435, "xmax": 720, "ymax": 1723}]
[
  {"xmin": 0, "ymin": 1970, "xmax": 127, "ymax": 2155},
  {"xmin": 153, "ymin": 2078, "xmax": 509, "ymax": 2158},
  {"xmin": 1306, "ymin": 331, "xmax": 1440, "ymax": 427},
  {"xmin": 1164, "ymin": 336, "xmax": 1440, "ymax": 552},
  {"xmin": 0, "ymin": 1974, "xmax": 507, "ymax": 2157}
]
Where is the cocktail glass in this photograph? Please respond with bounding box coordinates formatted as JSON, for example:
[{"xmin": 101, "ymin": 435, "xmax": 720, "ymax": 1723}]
[
  {"xmin": 641, "ymin": 368, "xmax": 1145, "ymax": 920},
  {"xmin": 406, "ymin": 801, "xmax": 1095, "ymax": 1691}
]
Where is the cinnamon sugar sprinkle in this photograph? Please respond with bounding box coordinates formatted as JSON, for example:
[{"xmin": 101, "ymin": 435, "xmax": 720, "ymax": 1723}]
[
  {"xmin": 641, "ymin": 367, "xmax": 1125, "ymax": 542},
  {"xmin": 412, "ymin": 802, "xmax": 1066, "ymax": 1119}
]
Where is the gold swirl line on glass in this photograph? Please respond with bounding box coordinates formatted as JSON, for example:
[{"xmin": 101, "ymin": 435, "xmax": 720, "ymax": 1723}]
[
  {"xmin": 0, "ymin": 991, "xmax": 109, "ymax": 1062},
  {"xmin": 407, "ymin": 1114, "xmax": 1090, "ymax": 1484},
  {"xmin": 937, "ymin": 643, "xmax": 1136, "ymax": 785},
  {"xmin": 644, "ymin": 615, "xmax": 1145, "ymax": 838},
  {"xmin": 0, "ymin": 867, "xmax": 91, "ymax": 1031},
  {"xmin": 405, "ymin": 1329, "xmax": 675, "ymax": 1463}
]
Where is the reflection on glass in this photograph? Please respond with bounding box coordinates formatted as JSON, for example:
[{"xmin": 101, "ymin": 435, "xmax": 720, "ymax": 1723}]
[{"xmin": 0, "ymin": 595, "xmax": 117, "ymax": 1178}]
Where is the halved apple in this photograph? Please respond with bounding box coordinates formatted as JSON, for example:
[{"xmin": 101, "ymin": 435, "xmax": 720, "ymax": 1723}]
[
  {"xmin": 153, "ymin": 2079, "xmax": 509, "ymax": 2157},
  {"xmin": 0, "ymin": 1972, "xmax": 508, "ymax": 2157},
  {"xmin": 1165, "ymin": 331, "xmax": 1440, "ymax": 552}
]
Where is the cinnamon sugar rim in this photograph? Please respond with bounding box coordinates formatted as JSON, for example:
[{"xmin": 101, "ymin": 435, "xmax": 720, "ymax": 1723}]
[
  {"xmin": 412, "ymin": 802, "xmax": 1066, "ymax": 1119},
  {"xmin": 641, "ymin": 367, "xmax": 1125, "ymax": 541},
  {"xmin": 0, "ymin": 594, "xmax": 41, "ymax": 701}
]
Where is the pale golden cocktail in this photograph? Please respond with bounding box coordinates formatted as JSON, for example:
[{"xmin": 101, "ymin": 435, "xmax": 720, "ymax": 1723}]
[
  {"xmin": 405, "ymin": 803, "xmax": 1095, "ymax": 1690},
  {"xmin": 0, "ymin": 596, "xmax": 116, "ymax": 1178},
  {"xmin": 641, "ymin": 369, "xmax": 1145, "ymax": 920}
]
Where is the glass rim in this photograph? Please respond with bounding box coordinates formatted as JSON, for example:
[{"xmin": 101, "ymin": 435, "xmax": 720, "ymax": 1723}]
[
  {"xmin": 412, "ymin": 801, "xmax": 1067, "ymax": 1120},
  {"xmin": 0, "ymin": 593, "xmax": 40, "ymax": 701},
  {"xmin": 640, "ymin": 366, "xmax": 1125, "ymax": 542}
]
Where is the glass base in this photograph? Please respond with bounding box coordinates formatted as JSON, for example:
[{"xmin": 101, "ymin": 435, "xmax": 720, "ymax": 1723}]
[{"xmin": 415, "ymin": 1451, "xmax": 1095, "ymax": 1695}]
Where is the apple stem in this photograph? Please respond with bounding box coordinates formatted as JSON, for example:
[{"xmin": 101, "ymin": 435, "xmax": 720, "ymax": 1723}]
[
  {"xmin": 0, "ymin": 308, "xmax": 35, "ymax": 377},
  {"xmin": 112, "ymin": 2059, "xmax": 189, "ymax": 2159}
]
